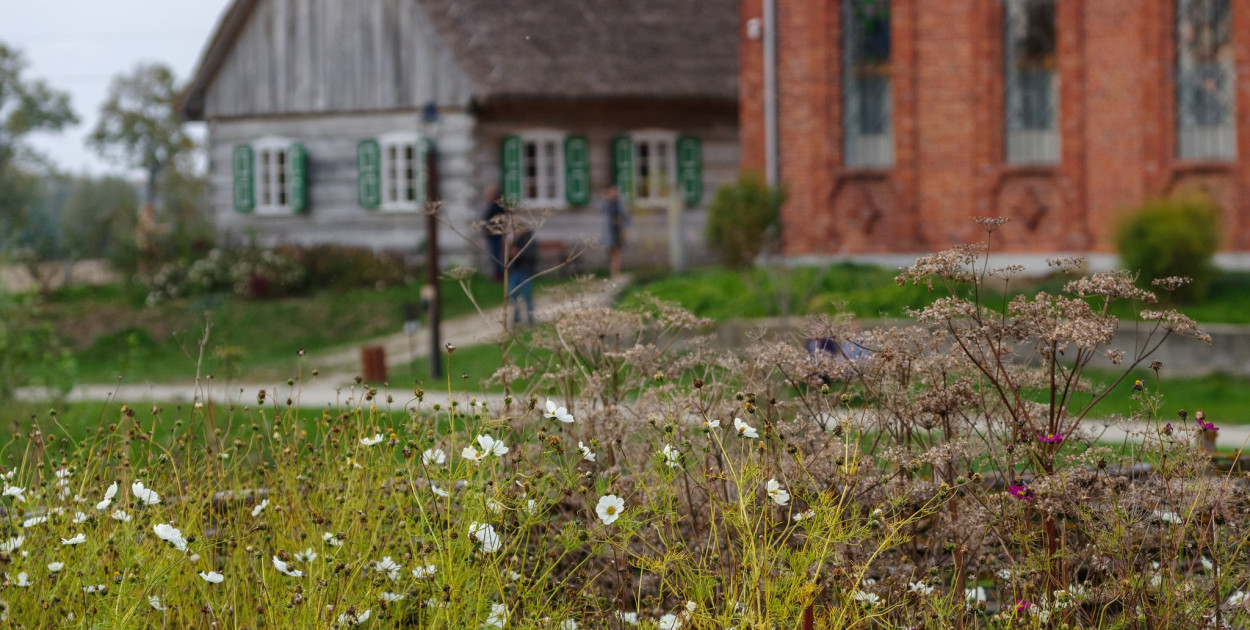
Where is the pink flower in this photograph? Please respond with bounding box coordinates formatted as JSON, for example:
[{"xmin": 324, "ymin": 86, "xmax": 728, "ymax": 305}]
[
  {"xmin": 1015, "ymin": 599, "xmax": 1032, "ymax": 612},
  {"xmin": 1007, "ymin": 484, "xmax": 1034, "ymax": 501},
  {"xmin": 1037, "ymin": 432, "xmax": 1064, "ymax": 445}
]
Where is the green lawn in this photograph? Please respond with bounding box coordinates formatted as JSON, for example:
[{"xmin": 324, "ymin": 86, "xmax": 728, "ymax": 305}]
[{"xmin": 383, "ymin": 338, "xmax": 553, "ymax": 393}]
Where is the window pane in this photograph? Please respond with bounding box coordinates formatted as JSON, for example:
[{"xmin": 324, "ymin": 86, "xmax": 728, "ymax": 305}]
[
  {"xmin": 523, "ymin": 141, "xmax": 538, "ymax": 199},
  {"xmin": 842, "ymin": 0, "xmax": 893, "ymax": 167},
  {"xmin": 277, "ymin": 150, "xmax": 287, "ymax": 206},
  {"xmin": 542, "ymin": 140, "xmax": 557, "ymax": 199},
  {"xmin": 637, "ymin": 142, "xmax": 651, "ymax": 198},
  {"xmin": 1004, "ymin": 0, "xmax": 1059, "ymax": 164},
  {"xmin": 404, "ymin": 144, "xmax": 416, "ymax": 202},
  {"xmin": 1177, "ymin": 0, "xmax": 1235, "ymax": 159},
  {"xmin": 260, "ymin": 150, "xmax": 271, "ymax": 206}
]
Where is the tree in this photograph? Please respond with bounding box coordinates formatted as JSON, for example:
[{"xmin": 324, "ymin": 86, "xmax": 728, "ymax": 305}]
[
  {"xmin": 0, "ymin": 42, "xmax": 78, "ymax": 242},
  {"xmin": 88, "ymin": 63, "xmax": 192, "ymax": 208}
]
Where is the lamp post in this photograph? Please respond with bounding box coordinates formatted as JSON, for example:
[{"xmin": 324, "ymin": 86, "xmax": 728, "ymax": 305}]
[{"xmin": 421, "ymin": 102, "xmax": 442, "ymax": 380}]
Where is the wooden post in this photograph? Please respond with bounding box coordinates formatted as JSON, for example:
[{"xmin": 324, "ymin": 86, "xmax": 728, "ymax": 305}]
[{"xmin": 425, "ymin": 140, "xmax": 441, "ymax": 380}]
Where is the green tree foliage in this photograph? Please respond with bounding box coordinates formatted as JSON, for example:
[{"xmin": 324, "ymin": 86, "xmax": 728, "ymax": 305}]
[
  {"xmin": 60, "ymin": 176, "xmax": 141, "ymax": 261},
  {"xmin": 1115, "ymin": 194, "xmax": 1221, "ymax": 302},
  {"xmin": 0, "ymin": 41, "xmax": 78, "ymax": 244},
  {"xmin": 704, "ymin": 172, "xmax": 787, "ymax": 268}
]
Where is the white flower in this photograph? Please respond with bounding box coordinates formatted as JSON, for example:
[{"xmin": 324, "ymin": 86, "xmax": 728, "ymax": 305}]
[
  {"xmin": 153, "ymin": 524, "xmax": 188, "ymax": 551},
  {"xmin": 658, "ymin": 613, "xmax": 682, "ymax": 630},
  {"xmin": 0, "ymin": 468, "xmax": 14, "ymax": 480},
  {"xmin": 21, "ymin": 515, "xmax": 46, "ymax": 528},
  {"xmin": 431, "ymin": 483, "xmax": 450, "ymax": 498},
  {"xmin": 83, "ymin": 584, "xmax": 107, "ymax": 593},
  {"xmin": 412, "ymin": 564, "xmax": 436, "ymax": 579},
  {"xmin": 61, "ymin": 533, "xmax": 86, "ymax": 545},
  {"xmin": 422, "ymin": 448, "xmax": 447, "ymax": 466},
  {"xmin": 47, "ymin": 562, "xmax": 63, "ymax": 573},
  {"xmin": 323, "ymin": 532, "xmax": 343, "ymax": 547},
  {"xmin": 470, "ymin": 522, "xmax": 501, "ymax": 553},
  {"xmin": 1153, "ymin": 509, "xmax": 1182, "ymax": 525},
  {"xmin": 295, "ymin": 548, "xmax": 318, "ymax": 563},
  {"xmin": 380, "ymin": 592, "xmax": 405, "ymax": 602},
  {"xmin": 660, "ymin": 444, "xmax": 681, "ymax": 469},
  {"xmin": 578, "ymin": 441, "xmax": 596, "ymax": 462},
  {"xmin": 463, "ymin": 434, "xmax": 509, "ymax": 462},
  {"xmin": 702, "ymin": 418, "xmax": 720, "ymax": 429},
  {"xmin": 544, "ymin": 399, "xmax": 575, "ymax": 423},
  {"xmin": 997, "ymin": 569, "xmax": 1013, "ymax": 581},
  {"xmin": 273, "ymin": 556, "xmax": 304, "ymax": 577},
  {"xmin": 909, "ymin": 581, "xmax": 934, "ymax": 595},
  {"xmin": 1200, "ymin": 557, "xmax": 1214, "ymax": 572},
  {"xmin": 337, "ymin": 609, "xmax": 371, "ymax": 625},
  {"xmin": 486, "ymin": 603, "xmax": 509, "ymax": 628},
  {"xmin": 615, "ymin": 611, "xmax": 639, "ymax": 625},
  {"xmin": 252, "ymin": 499, "xmax": 270, "ymax": 517},
  {"xmin": 966, "ymin": 586, "xmax": 988, "ymax": 606},
  {"xmin": 372, "ymin": 556, "xmax": 401, "ymax": 581},
  {"xmin": 558, "ymin": 620, "xmax": 579, "ymax": 630},
  {"xmin": 73, "ymin": 511, "xmax": 91, "ymax": 524},
  {"xmin": 765, "ymin": 479, "xmax": 790, "ymax": 506},
  {"xmin": 0, "ymin": 536, "xmax": 22, "ymax": 552},
  {"xmin": 149, "ymin": 595, "xmax": 166, "ymax": 610},
  {"xmin": 111, "ymin": 510, "xmax": 132, "ymax": 522},
  {"xmin": 13, "ymin": 572, "xmax": 31, "ymax": 587},
  {"xmin": 733, "ymin": 417, "xmax": 759, "ymax": 438},
  {"xmin": 360, "ymin": 434, "xmax": 383, "ymax": 446},
  {"xmin": 793, "ymin": 509, "xmax": 816, "ymax": 522},
  {"xmin": 199, "ymin": 571, "xmax": 224, "ymax": 584},
  {"xmin": 425, "ymin": 597, "xmax": 447, "ymax": 609},
  {"xmin": 596, "ymin": 495, "xmax": 626, "ymax": 525},
  {"xmin": 852, "ymin": 590, "xmax": 880, "ymax": 607},
  {"xmin": 487, "ymin": 500, "xmax": 504, "ymax": 514},
  {"xmin": 56, "ymin": 467, "xmax": 72, "ymax": 479},
  {"xmin": 3, "ymin": 486, "xmax": 25, "ymax": 502},
  {"xmin": 131, "ymin": 481, "xmax": 161, "ymax": 505},
  {"xmin": 509, "ymin": 570, "xmax": 522, "ymax": 582},
  {"xmin": 685, "ymin": 601, "xmax": 697, "ymax": 614},
  {"xmin": 1228, "ymin": 590, "xmax": 1247, "ymax": 607}
]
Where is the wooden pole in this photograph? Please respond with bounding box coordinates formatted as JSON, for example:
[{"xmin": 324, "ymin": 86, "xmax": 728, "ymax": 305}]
[{"xmin": 425, "ymin": 141, "xmax": 442, "ymax": 380}]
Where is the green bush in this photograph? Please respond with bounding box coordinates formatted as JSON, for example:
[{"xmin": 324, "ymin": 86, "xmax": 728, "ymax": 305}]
[
  {"xmin": 704, "ymin": 172, "xmax": 786, "ymax": 268},
  {"xmin": 1115, "ymin": 195, "xmax": 1221, "ymax": 302}
]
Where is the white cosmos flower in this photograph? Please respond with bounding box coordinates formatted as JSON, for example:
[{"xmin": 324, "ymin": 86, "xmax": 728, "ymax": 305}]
[
  {"xmin": 96, "ymin": 481, "xmax": 118, "ymax": 510},
  {"xmin": 486, "ymin": 603, "xmax": 509, "ymax": 628},
  {"xmin": 251, "ymin": 499, "xmax": 270, "ymax": 517},
  {"xmin": 558, "ymin": 620, "xmax": 579, "ymax": 630},
  {"xmin": 73, "ymin": 511, "xmax": 91, "ymax": 524},
  {"xmin": 685, "ymin": 601, "xmax": 697, "ymax": 614},
  {"xmin": 199, "ymin": 571, "xmax": 224, "ymax": 584},
  {"xmin": 544, "ymin": 398, "xmax": 575, "ymax": 423},
  {"xmin": 615, "ymin": 611, "xmax": 639, "ymax": 625},
  {"xmin": 380, "ymin": 592, "xmax": 404, "ymax": 602},
  {"xmin": 794, "ymin": 509, "xmax": 816, "ymax": 522},
  {"xmin": 61, "ymin": 533, "xmax": 86, "ymax": 545},
  {"xmin": 487, "ymin": 500, "xmax": 504, "ymax": 514},
  {"xmin": 295, "ymin": 547, "xmax": 317, "ymax": 563},
  {"xmin": 765, "ymin": 479, "xmax": 790, "ymax": 506},
  {"xmin": 272, "ymin": 556, "xmax": 304, "ymax": 577},
  {"xmin": 47, "ymin": 562, "xmax": 63, "ymax": 573},
  {"xmin": 111, "ymin": 510, "xmax": 132, "ymax": 522},
  {"xmin": 3, "ymin": 486, "xmax": 25, "ymax": 502},
  {"xmin": 1154, "ymin": 509, "xmax": 1182, "ymax": 525},
  {"xmin": 658, "ymin": 613, "xmax": 682, "ymax": 630},
  {"xmin": 422, "ymin": 448, "xmax": 446, "ymax": 466},
  {"xmin": 470, "ymin": 522, "xmax": 501, "ymax": 553},
  {"xmin": 733, "ymin": 417, "xmax": 759, "ymax": 438},
  {"xmin": 21, "ymin": 515, "xmax": 46, "ymax": 528},
  {"xmin": 131, "ymin": 481, "xmax": 161, "ymax": 505},
  {"xmin": 909, "ymin": 581, "xmax": 934, "ymax": 595},
  {"xmin": 431, "ymin": 483, "xmax": 450, "ymax": 498},
  {"xmin": 702, "ymin": 418, "xmax": 720, "ymax": 429},
  {"xmin": 337, "ymin": 609, "xmax": 371, "ymax": 625},
  {"xmin": 373, "ymin": 556, "xmax": 401, "ymax": 581},
  {"xmin": 578, "ymin": 441, "xmax": 596, "ymax": 462},
  {"xmin": 966, "ymin": 586, "xmax": 988, "ymax": 606},
  {"xmin": 1228, "ymin": 590, "xmax": 1247, "ymax": 606},
  {"xmin": 360, "ymin": 434, "xmax": 383, "ymax": 446},
  {"xmin": 83, "ymin": 584, "xmax": 106, "ymax": 593},
  {"xmin": 852, "ymin": 590, "xmax": 880, "ymax": 607},
  {"xmin": 153, "ymin": 524, "xmax": 188, "ymax": 551},
  {"xmin": 412, "ymin": 564, "xmax": 436, "ymax": 579},
  {"xmin": 0, "ymin": 468, "xmax": 13, "ymax": 480},
  {"xmin": 322, "ymin": 532, "xmax": 343, "ymax": 547},
  {"xmin": 463, "ymin": 434, "xmax": 509, "ymax": 461},
  {"xmin": 596, "ymin": 495, "xmax": 626, "ymax": 525},
  {"xmin": 149, "ymin": 595, "xmax": 166, "ymax": 610},
  {"xmin": 12, "ymin": 572, "xmax": 31, "ymax": 587},
  {"xmin": 0, "ymin": 536, "xmax": 22, "ymax": 552},
  {"xmin": 660, "ymin": 444, "xmax": 681, "ymax": 469}
]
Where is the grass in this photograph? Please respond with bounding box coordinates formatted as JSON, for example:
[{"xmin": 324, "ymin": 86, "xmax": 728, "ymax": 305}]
[
  {"xmin": 383, "ymin": 338, "xmax": 553, "ymax": 394},
  {"xmin": 38, "ymin": 274, "xmax": 538, "ymax": 384}
]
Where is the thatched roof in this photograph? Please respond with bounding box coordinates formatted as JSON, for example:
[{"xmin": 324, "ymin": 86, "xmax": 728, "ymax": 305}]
[
  {"xmin": 414, "ymin": 0, "xmax": 738, "ymax": 103},
  {"xmin": 180, "ymin": 0, "xmax": 737, "ymax": 120}
]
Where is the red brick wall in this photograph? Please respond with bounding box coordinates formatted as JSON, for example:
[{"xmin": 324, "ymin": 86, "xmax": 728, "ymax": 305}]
[{"xmin": 739, "ymin": 0, "xmax": 1250, "ymax": 256}]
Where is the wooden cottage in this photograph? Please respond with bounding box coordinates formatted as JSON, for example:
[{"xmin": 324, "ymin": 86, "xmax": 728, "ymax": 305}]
[{"xmin": 180, "ymin": 0, "xmax": 739, "ymax": 265}]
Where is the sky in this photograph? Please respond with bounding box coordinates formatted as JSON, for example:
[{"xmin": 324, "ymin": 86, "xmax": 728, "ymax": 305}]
[{"xmin": 0, "ymin": 0, "xmax": 233, "ymax": 176}]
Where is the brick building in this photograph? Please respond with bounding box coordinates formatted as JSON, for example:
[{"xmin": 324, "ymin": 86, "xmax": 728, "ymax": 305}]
[{"xmin": 739, "ymin": 0, "xmax": 1248, "ymax": 262}]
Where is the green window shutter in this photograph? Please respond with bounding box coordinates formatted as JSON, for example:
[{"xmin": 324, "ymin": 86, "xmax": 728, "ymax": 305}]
[
  {"xmin": 676, "ymin": 136, "xmax": 703, "ymax": 206},
  {"xmin": 289, "ymin": 143, "xmax": 308, "ymax": 213},
  {"xmin": 415, "ymin": 138, "xmax": 431, "ymax": 208},
  {"xmin": 232, "ymin": 145, "xmax": 254, "ymax": 213},
  {"xmin": 501, "ymin": 136, "xmax": 522, "ymax": 203},
  {"xmin": 611, "ymin": 136, "xmax": 633, "ymax": 203},
  {"xmin": 357, "ymin": 139, "xmax": 380, "ymax": 209},
  {"xmin": 564, "ymin": 135, "xmax": 590, "ymax": 206}
]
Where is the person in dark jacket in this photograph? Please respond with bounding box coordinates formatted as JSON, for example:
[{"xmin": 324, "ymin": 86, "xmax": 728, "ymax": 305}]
[
  {"xmin": 507, "ymin": 225, "xmax": 539, "ymax": 325},
  {"xmin": 601, "ymin": 185, "xmax": 628, "ymax": 278},
  {"xmin": 481, "ymin": 185, "xmax": 508, "ymax": 282}
]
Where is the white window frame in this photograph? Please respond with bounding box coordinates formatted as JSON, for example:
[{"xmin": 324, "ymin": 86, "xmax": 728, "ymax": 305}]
[
  {"xmin": 631, "ymin": 129, "xmax": 678, "ymax": 207},
  {"xmin": 379, "ymin": 131, "xmax": 423, "ymax": 212},
  {"xmin": 518, "ymin": 130, "xmax": 566, "ymax": 209},
  {"xmin": 253, "ymin": 137, "xmax": 294, "ymax": 215}
]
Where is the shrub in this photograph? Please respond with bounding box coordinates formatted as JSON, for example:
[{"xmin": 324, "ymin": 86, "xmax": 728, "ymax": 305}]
[
  {"xmin": 704, "ymin": 172, "xmax": 786, "ymax": 268},
  {"xmin": 1115, "ymin": 194, "xmax": 1221, "ymax": 302}
]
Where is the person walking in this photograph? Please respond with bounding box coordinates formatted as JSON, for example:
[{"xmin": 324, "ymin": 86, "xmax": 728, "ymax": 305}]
[
  {"xmin": 507, "ymin": 224, "xmax": 538, "ymax": 325},
  {"xmin": 601, "ymin": 185, "xmax": 628, "ymax": 278},
  {"xmin": 480, "ymin": 185, "xmax": 508, "ymax": 282}
]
